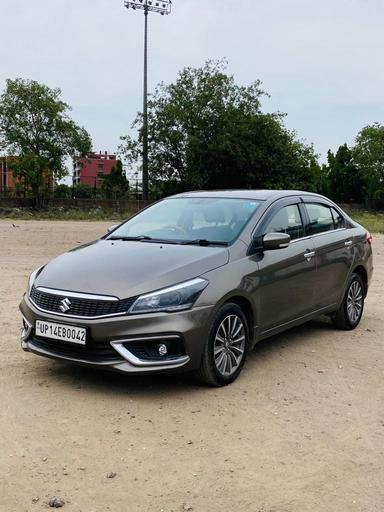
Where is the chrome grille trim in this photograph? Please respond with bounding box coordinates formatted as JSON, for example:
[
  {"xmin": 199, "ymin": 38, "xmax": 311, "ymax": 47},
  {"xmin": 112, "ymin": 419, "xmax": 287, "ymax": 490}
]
[
  {"xmin": 29, "ymin": 286, "xmax": 137, "ymax": 320},
  {"xmin": 111, "ymin": 337, "xmax": 190, "ymax": 368},
  {"xmin": 35, "ymin": 287, "xmax": 119, "ymax": 301}
]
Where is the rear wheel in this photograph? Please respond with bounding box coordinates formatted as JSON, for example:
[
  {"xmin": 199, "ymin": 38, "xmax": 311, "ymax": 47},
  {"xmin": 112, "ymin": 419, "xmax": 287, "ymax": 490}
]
[
  {"xmin": 333, "ymin": 273, "xmax": 365, "ymax": 330},
  {"xmin": 195, "ymin": 303, "xmax": 248, "ymax": 387}
]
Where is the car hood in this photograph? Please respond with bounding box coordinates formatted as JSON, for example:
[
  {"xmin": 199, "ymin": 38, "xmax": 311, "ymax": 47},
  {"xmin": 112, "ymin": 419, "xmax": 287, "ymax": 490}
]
[{"xmin": 34, "ymin": 239, "xmax": 229, "ymax": 299}]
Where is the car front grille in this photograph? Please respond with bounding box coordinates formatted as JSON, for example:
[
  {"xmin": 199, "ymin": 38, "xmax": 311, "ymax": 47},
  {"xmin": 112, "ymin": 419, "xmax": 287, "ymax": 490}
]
[
  {"xmin": 30, "ymin": 286, "xmax": 138, "ymax": 318},
  {"xmin": 31, "ymin": 337, "xmax": 123, "ymax": 363}
]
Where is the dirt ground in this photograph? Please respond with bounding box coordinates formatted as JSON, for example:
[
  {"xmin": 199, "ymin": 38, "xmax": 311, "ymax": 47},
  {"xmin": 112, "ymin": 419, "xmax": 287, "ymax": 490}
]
[{"xmin": 0, "ymin": 220, "xmax": 383, "ymax": 512}]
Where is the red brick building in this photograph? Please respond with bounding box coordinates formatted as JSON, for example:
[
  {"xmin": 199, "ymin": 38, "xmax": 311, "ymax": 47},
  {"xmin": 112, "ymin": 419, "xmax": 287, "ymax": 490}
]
[
  {"xmin": 0, "ymin": 156, "xmax": 53, "ymax": 196},
  {"xmin": 0, "ymin": 156, "xmax": 18, "ymax": 193},
  {"xmin": 73, "ymin": 152, "xmax": 118, "ymax": 189}
]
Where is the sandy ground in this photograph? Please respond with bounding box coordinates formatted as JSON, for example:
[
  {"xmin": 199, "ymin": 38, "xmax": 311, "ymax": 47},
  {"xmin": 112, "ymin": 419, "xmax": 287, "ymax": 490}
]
[{"xmin": 0, "ymin": 220, "xmax": 383, "ymax": 512}]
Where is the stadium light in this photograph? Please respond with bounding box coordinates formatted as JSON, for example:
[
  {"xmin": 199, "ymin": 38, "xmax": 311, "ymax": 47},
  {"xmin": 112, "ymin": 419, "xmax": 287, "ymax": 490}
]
[
  {"xmin": 124, "ymin": 0, "xmax": 172, "ymax": 200},
  {"xmin": 125, "ymin": 0, "xmax": 172, "ymax": 15}
]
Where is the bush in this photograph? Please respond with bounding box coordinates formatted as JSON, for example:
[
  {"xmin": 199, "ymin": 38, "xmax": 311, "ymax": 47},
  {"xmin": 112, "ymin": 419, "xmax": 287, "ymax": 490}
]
[
  {"xmin": 73, "ymin": 184, "xmax": 93, "ymax": 199},
  {"xmin": 54, "ymin": 184, "xmax": 72, "ymax": 199}
]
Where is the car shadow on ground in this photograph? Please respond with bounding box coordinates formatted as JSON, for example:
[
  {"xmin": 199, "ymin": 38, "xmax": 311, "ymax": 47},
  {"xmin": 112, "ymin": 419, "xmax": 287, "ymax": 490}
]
[
  {"xmin": 34, "ymin": 317, "xmax": 337, "ymax": 397},
  {"xmin": 248, "ymin": 316, "xmax": 335, "ymax": 361}
]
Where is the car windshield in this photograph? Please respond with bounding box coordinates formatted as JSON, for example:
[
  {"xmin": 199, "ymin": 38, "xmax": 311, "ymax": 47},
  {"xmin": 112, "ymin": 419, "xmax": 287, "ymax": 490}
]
[{"xmin": 108, "ymin": 197, "xmax": 262, "ymax": 245}]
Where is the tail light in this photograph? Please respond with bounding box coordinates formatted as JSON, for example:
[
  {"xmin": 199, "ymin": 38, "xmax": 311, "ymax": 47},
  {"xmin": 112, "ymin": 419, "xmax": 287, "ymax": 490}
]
[{"xmin": 366, "ymin": 231, "xmax": 373, "ymax": 245}]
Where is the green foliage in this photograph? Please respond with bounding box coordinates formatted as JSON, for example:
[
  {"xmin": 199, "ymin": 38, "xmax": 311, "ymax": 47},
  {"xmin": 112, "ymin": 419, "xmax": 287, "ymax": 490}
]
[
  {"xmin": 353, "ymin": 123, "xmax": 384, "ymax": 208},
  {"xmin": 0, "ymin": 78, "xmax": 91, "ymax": 206},
  {"xmin": 309, "ymin": 161, "xmax": 329, "ymax": 197},
  {"xmin": 326, "ymin": 144, "xmax": 365, "ymax": 203},
  {"xmin": 120, "ymin": 60, "xmax": 320, "ymax": 196},
  {"xmin": 0, "ymin": 187, "xmax": 9, "ymax": 198},
  {"xmin": 323, "ymin": 124, "xmax": 384, "ymax": 208},
  {"xmin": 344, "ymin": 209, "xmax": 384, "ymax": 234},
  {"xmin": 73, "ymin": 184, "xmax": 93, "ymax": 199},
  {"xmin": 54, "ymin": 184, "xmax": 72, "ymax": 199},
  {"xmin": 101, "ymin": 160, "xmax": 129, "ymax": 199}
]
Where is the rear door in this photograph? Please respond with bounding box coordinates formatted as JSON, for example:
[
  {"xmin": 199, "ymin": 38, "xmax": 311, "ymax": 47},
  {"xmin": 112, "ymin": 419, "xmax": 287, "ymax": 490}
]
[
  {"xmin": 253, "ymin": 198, "xmax": 317, "ymax": 332},
  {"xmin": 302, "ymin": 199, "xmax": 355, "ymax": 309}
]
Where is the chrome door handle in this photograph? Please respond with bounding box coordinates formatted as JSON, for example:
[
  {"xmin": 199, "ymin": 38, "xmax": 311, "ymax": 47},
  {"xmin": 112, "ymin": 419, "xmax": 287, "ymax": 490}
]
[
  {"xmin": 345, "ymin": 240, "xmax": 353, "ymax": 247},
  {"xmin": 304, "ymin": 251, "xmax": 315, "ymax": 260}
]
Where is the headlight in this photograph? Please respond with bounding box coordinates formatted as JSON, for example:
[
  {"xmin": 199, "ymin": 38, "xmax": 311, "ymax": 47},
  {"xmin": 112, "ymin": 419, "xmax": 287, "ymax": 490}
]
[
  {"xmin": 27, "ymin": 266, "xmax": 45, "ymax": 294},
  {"xmin": 128, "ymin": 278, "xmax": 209, "ymax": 314}
]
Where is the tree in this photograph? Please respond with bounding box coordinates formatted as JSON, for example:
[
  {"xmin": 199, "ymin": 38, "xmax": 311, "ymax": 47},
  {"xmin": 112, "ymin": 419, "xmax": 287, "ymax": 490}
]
[
  {"xmin": 0, "ymin": 78, "xmax": 91, "ymax": 207},
  {"xmin": 54, "ymin": 183, "xmax": 72, "ymax": 199},
  {"xmin": 120, "ymin": 60, "xmax": 320, "ymax": 197},
  {"xmin": 101, "ymin": 160, "xmax": 129, "ymax": 200},
  {"xmin": 353, "ymin": 123, "xmax": 384, "ymax": 208},
  {"xmin": 326, "ymin": 144, "xmax": 365, "ymax": 203},
  {"xmin": 73, "ymin": 184, "xmax": 93, "ymax": 199}
]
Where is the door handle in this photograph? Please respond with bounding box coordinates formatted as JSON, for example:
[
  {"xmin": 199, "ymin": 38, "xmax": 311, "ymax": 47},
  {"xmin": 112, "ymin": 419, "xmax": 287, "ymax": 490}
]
[
  {"xmin": 345, "ymin": 240, "xmax": 353, "ymax": 247},
  {"xmin": 304, "ymin": 250, "xmax": 315, "ymax": 260}
]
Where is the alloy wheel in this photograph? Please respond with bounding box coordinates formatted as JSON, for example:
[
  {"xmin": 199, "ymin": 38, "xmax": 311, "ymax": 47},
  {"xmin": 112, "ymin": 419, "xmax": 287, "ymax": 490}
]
[
  {"xmin": 214, "ymin": 314, "xmax": 246, "ymax": 377},
  {"xmin": 347, "ymin": 280, "xmax": 363, "ymax": 324}
]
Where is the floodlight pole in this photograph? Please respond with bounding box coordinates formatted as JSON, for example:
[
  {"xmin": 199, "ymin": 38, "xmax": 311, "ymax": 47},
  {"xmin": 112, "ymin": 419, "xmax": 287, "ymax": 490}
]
[
  {"xmin": 143, "ymin": 7, "xmax": 149, "ymax": 201},
  {"xmin": 124, "ymin": 0, "xmax": 172, "ymax": 201}
]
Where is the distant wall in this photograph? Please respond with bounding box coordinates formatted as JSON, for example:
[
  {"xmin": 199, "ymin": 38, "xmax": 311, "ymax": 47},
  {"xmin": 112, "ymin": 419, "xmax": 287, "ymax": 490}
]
[{"xmin": 0, "ymin": 197, "xmax": 153, "ymax": 213}]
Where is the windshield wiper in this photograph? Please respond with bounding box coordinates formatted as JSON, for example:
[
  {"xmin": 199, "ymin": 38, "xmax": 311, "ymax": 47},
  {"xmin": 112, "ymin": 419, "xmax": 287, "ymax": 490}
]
[
  {"xmin": 108, "ymin": 235, "xmax": 227, "ymax": 246},
  {"xmin": 108, "ymin": 235, "xmax": 153, "ymax": 242},
  {"xmin": 108, "ymin": 235, "xmax": 181, "ymax": 245},
  {"xmin": 181, "ymin": 239, "xmax": 229, "ymax": 247}
]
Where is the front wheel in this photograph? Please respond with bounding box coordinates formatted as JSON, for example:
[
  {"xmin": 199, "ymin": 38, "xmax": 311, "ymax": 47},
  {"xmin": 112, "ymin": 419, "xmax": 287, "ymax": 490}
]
[
  {"xmin": 195, "ymin": 303, "xmax": 248, "ymax": 387},
  {"xmin": 333, "ymin": 273, "xmax": 365, "ymax": 330}
]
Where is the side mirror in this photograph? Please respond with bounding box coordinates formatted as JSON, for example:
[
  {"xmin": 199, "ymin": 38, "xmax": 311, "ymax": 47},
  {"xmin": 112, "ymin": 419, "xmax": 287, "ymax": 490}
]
[
  {"xmin": 107, "ymin": 225, "xmax": 118, "ymax": 234},
  {"xmin": 263, "ymin": 232, "xmax": 291, "ymax": 250}
]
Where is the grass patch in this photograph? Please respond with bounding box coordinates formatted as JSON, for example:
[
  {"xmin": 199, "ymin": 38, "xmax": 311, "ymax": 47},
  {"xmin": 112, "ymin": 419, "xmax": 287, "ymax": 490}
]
[
  {"xmin": 0, "ymin": 207, "xmax": 129, "ymax": 222},
  {"xmin": 345, "ymin": 209, "xmax": 384, "ymax": 234}
]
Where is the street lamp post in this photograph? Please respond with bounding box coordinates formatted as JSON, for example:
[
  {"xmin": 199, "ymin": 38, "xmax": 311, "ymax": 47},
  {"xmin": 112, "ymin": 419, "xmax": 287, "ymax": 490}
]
[{"xmin": 124, "ymin": 0, "xmax": 172, "ymax": 201}]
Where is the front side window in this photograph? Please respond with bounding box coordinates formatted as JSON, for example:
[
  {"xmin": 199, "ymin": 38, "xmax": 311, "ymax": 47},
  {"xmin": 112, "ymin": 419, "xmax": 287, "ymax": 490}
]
[
  {"xmin": 306, "ymin": 203, "xmax": 334, "ymax": 235},
  {"xmin": 108, "ymin": 197, "xmax": 262, "ymax": 244},
  {"xmin": 264, "ymin": 204, "xmax": 304, "ymax": 240}
]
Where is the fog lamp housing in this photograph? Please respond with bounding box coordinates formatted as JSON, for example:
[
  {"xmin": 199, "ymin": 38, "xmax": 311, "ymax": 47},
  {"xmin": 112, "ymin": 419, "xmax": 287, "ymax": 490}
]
[{"xmin": 21, "ymin": 316, "xmax": 33, "ymax": 342}]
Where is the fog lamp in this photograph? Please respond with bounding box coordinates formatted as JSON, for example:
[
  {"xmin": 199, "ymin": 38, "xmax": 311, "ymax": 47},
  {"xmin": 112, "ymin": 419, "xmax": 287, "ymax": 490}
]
[{"xmin": 158, "ymin": 344, "xmax": 168, "ymax": 357}]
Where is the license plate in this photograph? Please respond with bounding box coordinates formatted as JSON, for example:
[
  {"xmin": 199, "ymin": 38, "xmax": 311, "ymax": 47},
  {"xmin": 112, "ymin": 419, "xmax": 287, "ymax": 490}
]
[{"xmin": 35, "ymin": 320, "xmax": 87, "ymax": 346}]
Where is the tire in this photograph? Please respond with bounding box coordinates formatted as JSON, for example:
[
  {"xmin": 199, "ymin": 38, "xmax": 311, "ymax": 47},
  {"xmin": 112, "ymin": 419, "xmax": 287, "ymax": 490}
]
[
  {"xmin": 195, "ymin": 303, "xmax": 248, "ymax": 387},
  {"xmin": 333, "ymin": 273, "xmax": 365, "ymax": 330}
]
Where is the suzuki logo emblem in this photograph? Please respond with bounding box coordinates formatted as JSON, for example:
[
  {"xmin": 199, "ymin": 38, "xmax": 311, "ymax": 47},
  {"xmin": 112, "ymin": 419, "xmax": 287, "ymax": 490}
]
[{"xmin": 59, "ymin": 298, "xmax": 72, "ymax": 313}]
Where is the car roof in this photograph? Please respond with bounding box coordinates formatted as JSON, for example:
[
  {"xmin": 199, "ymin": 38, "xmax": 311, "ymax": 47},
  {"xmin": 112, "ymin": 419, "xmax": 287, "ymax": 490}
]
[{"xmin": 170, "ymin": 190, "xmax": 325, "ymax": 201}]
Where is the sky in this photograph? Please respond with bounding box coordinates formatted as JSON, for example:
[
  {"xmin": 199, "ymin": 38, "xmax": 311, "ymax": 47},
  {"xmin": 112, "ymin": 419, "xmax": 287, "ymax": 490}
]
[{"xmin": 1, "ymin": 0, "xmax": 384, "ymax": 168}]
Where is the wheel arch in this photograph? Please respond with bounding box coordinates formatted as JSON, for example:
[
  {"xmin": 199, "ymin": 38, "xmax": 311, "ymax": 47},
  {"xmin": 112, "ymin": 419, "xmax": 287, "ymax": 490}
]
[
  {"xmin": 353, "ymin": 265, "xmax": 368, "ymax": 297},
  {"xmin": 222, "ymin": 295, "xmax": 256, "ymax": 347}
]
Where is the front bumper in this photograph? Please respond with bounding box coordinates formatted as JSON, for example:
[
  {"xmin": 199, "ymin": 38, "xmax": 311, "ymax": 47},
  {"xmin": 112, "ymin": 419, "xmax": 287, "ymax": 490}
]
[{"xmin": 19, "ymin": 294, "xmax": 215, "ymax": 375}]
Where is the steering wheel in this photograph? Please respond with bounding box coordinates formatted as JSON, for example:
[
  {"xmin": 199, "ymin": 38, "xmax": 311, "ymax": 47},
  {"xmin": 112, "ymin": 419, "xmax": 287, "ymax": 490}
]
[{"xmin": 164, "ymin": 225, "xmax": 188, "ymax": 236}]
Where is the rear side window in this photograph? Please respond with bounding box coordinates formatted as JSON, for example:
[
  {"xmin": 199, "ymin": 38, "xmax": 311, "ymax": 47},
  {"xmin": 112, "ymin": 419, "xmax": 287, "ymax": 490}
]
[
  {"xmin": 306, "ymin": 203, "xmax": 334, "ymax": 235},
  {"xmin": 331, "ymin": 208, "xmax": 346, "ymax": 230},
  {"xmin": 264, "ymin": 204, "xmax": 304, "ymax": 240}
]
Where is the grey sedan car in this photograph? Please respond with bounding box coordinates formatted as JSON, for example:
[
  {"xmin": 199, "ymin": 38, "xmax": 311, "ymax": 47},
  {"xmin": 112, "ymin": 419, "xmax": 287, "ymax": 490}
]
[{"xmin": 20, "ymin": 190, "xmax": 373, "ymax": 386}]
